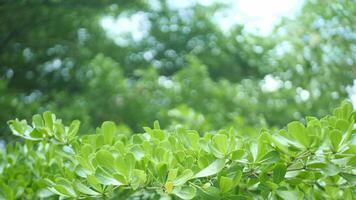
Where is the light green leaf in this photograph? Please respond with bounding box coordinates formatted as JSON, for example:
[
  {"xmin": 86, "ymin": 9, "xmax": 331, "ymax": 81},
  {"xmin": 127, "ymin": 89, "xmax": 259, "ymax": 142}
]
[
  {"xmin": 288, "ymin": 121, "xmax": 310, "ymax": 147},
  {"xmin": 219, "ymin": 176, "xmax": 233, "ymax": 193},
  {"xmin": 8, "ymin": 119, "xmax": 26, "ymax": 136},
  {"xmin": 43, "ymin": 111, "xmax": 54, "ymax": 131},
  {"xmin": 264, "ymin": 132, "xmax": 290, "ymax": 154},
  {"xmin": 322, "ymin": 162, "xmax": 340, "ymax": 176},
  {"xmin": 233, "ymin": 170, "xmax": 242, "ymax": 186},
  {"xmin": 333, "ymin": 101, "xmax": 353, "ymax": 120},
  {"xmin": 32, "ymin": 114, "xmax": 44, "ymax": 127},
  {"xmin": 194, "ymin": 159, "xmax": 225, "ymax": 178},
  {"xmin": 115, "ymin": 157, "xmax": 129, "ymax": 177},
  {"xmin": 101, "ymin": 121, "xmax": 116, "ymax": 145},
  {"xmin": 87, "ymin": 175, "xmax": 102, "ymax": 193},
  {"xmin": 256, "ymin": 134, "xmax": 267, "ymax": 161},
  {"xmin": 329, "ymin": 130, "xmax": 342, "ymax": 151},
  {"xmin": 68, "ymin": 120, "xmax": 80, "ymax": 138},
  {"xmin": 75, "ymin": 165, "xmax": 90, "ymax": 178},
  {"xmin": 209, "ymin": 143, "xmax": 225, "ymax": 158},
  {"xmin": 77, "ymin": 156, "xmax": 94, "ymax": 172},
  {"xmin": 95, "ymin": 167, "xmax": 123, "ymax": 186},
  {"xmin": 74, "ymin": 181, "xmax": 100, "ymax": 196},
  {"xmin": 51, "ymin": 185, "xmax": 76, "ymax": 198},
  {"xmin": 173, "ymin": 169, "xmax": 194, "ymax": 186},
  {"xmin": 37, "ymin": 188, "xmax": 54, "ymax": 198},
  {"xmin": 130, "ymin": 145, "xmax": 145, "ymax": 160},
  {"xmin": 153, "ymin": 120, "xmax": 161, "ymax": 129},
  {"xmin": 95, "ymin": 150, "xmax": 115, "ymax": 170},
  {"xmin": 157, "ymin": 163, "xmax": 168, "ymax": 183},
  {"xmin": 259, "ymin": 151, "xmax": 280, "ymax": 164},
  {"xmin": 231, "ymin": 150, "xmax": 245, "ymax": 161},
  {"xmin": 113, "ymin": 173, "xmax": 128, "ymax": 185},
  {"xmin": 167, "ymin": 168, "xmax": 178, "ymax": 182},
  {"xmin": 187, "ymin": 131, "xmax": 200, "ymax": 150},
  {"xmin": 276, "ymin": 190, "xmax": 302, "ymax": 200},
  {"xmin": 340, "ymin": 173, "xmax": 356, "ymax": 185},
  {"xmin": 130, "ymin": 169, "xmax": 146, "ymax": 189},
  {"xmin": 80, "ymin": 144, "xmax": 93, "ymax": 157},
  {"xmin": 212, "ymin": 134, "xmax": 228, "ymax": 155},
  {"xmin": 172, "ymin": 186, "xmax": 196, "ymax": 200},
  {"xmin": 197, "ymin": 186, "xmax": 221, "ymax": 200}
]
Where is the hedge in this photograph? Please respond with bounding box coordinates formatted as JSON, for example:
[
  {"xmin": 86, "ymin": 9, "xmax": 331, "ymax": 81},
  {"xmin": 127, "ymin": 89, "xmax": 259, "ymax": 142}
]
[{"xmin": 1, "ymin": 101, "xmax": 355, "ymax": 199}]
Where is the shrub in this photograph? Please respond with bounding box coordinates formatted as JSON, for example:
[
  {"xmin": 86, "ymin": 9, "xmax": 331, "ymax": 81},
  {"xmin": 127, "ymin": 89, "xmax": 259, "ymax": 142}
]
[{"xmin": 1, "ymin": 101, "xmax": 355, "ymax": 199}]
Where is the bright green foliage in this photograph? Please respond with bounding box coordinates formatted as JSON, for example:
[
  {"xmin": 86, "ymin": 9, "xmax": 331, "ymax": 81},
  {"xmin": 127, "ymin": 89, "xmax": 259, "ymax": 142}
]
[{"xmin": 1, "ymin": 101, "xmax": 355, "ymax": 199}]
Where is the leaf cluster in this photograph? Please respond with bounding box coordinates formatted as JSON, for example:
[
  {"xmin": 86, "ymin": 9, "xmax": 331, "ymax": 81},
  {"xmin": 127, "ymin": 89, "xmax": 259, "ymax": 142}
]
[{"xmin": 0, "ymin": 101, "xmax": 355, "ymax": 199}]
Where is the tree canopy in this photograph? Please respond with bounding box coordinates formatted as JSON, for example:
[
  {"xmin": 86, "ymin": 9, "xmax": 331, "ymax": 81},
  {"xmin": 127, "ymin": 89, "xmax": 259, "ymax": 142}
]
[{"xmin": 1, "ymin": 0, "xmax": 354, "ymax": 139}]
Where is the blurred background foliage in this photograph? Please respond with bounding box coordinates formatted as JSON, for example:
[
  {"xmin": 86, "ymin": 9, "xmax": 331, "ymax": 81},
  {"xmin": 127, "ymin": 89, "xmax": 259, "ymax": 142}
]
[{"xmin": 0, "ymin": 0, "xmax": 355, "ymax": 140}]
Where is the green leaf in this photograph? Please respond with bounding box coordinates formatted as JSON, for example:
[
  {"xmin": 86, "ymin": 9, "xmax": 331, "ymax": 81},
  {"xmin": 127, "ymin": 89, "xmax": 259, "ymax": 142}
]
[
  {"xmin": 130, "ymin": 169, "xmax": 147, "ymax": 189},
  {"xmin": 43, "ymin": 111, "xmax": 54, "ymax": 131},
  {"xmin": 209, "ymin": 143, "xmax": 225, "ymax": 158},
  {"xmin": 287, "ymin": 121, "xmax": 310, "ymax": 147},
  {"xmin": 68, "ymin": 120, "xmax": 80, "ymax": 138},
  {"xmin": 37, "ymin": 188, "xmax": 54, "ymax": 198},
  {"xmin": 8, "ymin": 119, "xmax": 26, "ymax": 136},
  {"xmin": 80, "ymin": 144, "xmax": 93, "ymax": 156},
  {"xmin": 255, "ymin": 134, "xmax": 267, "ymax": 161},
  {"xmin": 101, "ymin": 121, "xmax": 116, "ymax": 145},
  {"xmin": 74, "ymin": 181, "xmax": 100, "ymax": 196},
  {"xmin": 167, "ymin": 168, "xmax": 178, "ymax": 182},
  {"xmin": 0, "ymin": 182, "xmax": 15, "ymax": 200},
  {"xmin": 329, "ymin": 130, "xmax": 342, "ymax": 151},
  {"xmin": 219, "ymin": 176, "xmax": 233, "ymax": 193},
  {"xmin": 273, "ymin": 163, "xmax": 286, "ymax": 184},
  {"xmin": 212, "ymin": 134, "xmax": 228, "ymax": 155},
  {"xmin": 113, "ymin": 173, "xmax": 127, "ymax": 185},
  {"xmin": 194, "ymin": 159, "xmax": 225, "ymax": 178},
  {"xmin": 29, "ymin": 128, "xmax": 43, "ymax": 139},
  {"xmin": 172, "ymin": 186, "xmax": 196, "ymax": 200},
  {"xmin": 233, "ymin": 170, "xmax": 242, "ymax": 186},
  {"xmin": 75, "ymin": 165, "xmax": 90, "ymax": 178},
  {"xmin": 115, "ymin": 153, "xmax": 135, "ymax": 177},
  {"xmin": 95, "ymin": 150, "xmax": 115, "ymax": 170},
  {"xmin": 87, "ymin": 175, "xmax": 103, "ymax": 193},
  {"xmin": 51, "ymin": 185, "xmax": 76, "ymax": 198},
  {"xmin": 197, "ymin": 186, "xmax": 221, "ymax": 200},
  {"xmin": 153, "ymin": 120, "xmax": 161, "ymax": 129},
  {"xmin": 333, "ymin": 101, "xmax": 353, "ymax": 120},
  {"xmin": 306, "ymin": 161, "xmax": 326, "ymax": 169},
  {"xmin": 173, "ymin": 169, "xmax": 194, "ymax": 186},
  {"xmin": 115, "ymin": 157, "xmax": 129, "ymax": 177},
  {"xmin": 231, "ymin": 150, "xmax": 245, "ymax": 161},
  {"xmin": 187, "ymin": 131, "xmax": 200, "ymax": 150},
  {"xmin": 77, "ymin": 156, "xmax": 94, "ymax": 172},
  {"xmin": 95, "ymin": 167, "xmax": 123, "ymax": 186},
  {"xmin": 130, "ymin": 145, "xmax": 145, "ymax": 160},
  {"xmin": 259, "ymin": 151, "xmax": 280, "ymax": 164},
  {"xmin": 264, "ymin": 132, "xmax": 290, "ymax": 154},
  {"xmin": 157, "ymin": 163, "xmax": 168, "ymax": 183},
  {"xmin": 276, "ymin": 190, "xmax": 302, "ymax": 200},
  {"xmin": 340, "ymin": 173, "xmax": 356, "ymax": 185},
  {"xmin": 32, "ymin": 114, "xmax": 44, "ymax": 127},
  {"xmin": 322, "ymin": 162, "xmax": 340, "ymax": 176}
]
